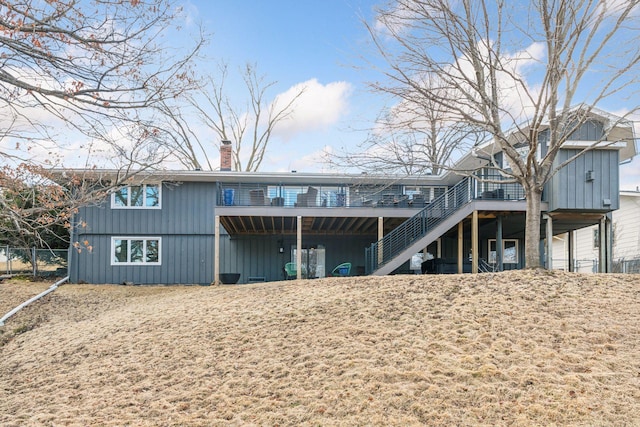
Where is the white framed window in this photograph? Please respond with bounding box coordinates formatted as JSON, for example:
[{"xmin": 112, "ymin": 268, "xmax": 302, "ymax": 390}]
[
  {"xmin": 111, "ymin": 237, "xmax": 161, "ymax": 265},
  {"xmin": 488, "ymin": 239, "xmax": 518, "ymax": 264},
  {"xmin": 112, "ymin": 184, "xmax": 161, "ymax": 209}
]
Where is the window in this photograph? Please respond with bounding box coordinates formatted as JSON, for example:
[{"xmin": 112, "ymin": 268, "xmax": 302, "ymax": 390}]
[
  {"xmin": 112, "ymin": 184, "xmax": 161, "ymax": 209},
  {"xmin": 489, "ymin": 239, "xmax": 518, "ymax": 264},
  {"xmin": 405, "ymin": 187, "xmax": 447, "ymax": 203},
  {"xmin": 432, "ymin": 187, "xmax": 446, "ymax": 201},
  {"xmin": 111, "ymin": 237, "xmax": 161, "ymax": 265}
]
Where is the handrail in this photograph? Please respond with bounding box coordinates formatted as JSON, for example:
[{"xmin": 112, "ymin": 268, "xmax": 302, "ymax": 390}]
[
  {"xmin": 478, "ymin": 258, "xmax": 495, "ymax": 273},
  {"xmin": 365, "ymin": 177, "xmax": 474, "ymax": 274}
]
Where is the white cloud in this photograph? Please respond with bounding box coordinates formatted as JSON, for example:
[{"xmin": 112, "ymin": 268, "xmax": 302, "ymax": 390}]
[
  {"xmin": 289, "ymin": 146, "xmax": 341, "ymax": 173},
  {"xmin": 594, "ymin": 0, "xmax": 640, "ymax": 22},
  {"xmin": 271, "ymin": 79, "xmax": 352, "ymax": 140}
]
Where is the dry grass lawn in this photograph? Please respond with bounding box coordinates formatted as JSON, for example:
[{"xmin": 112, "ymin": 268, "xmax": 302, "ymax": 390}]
[{"xmin": 1, "ymin": 270, "xmax": 639, "ymax": 426}]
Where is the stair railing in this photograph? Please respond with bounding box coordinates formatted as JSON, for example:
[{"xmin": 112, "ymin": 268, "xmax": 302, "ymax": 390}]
[{"xmin": 365, "ymin": 177, "xmax": 474, "ymax": 274}]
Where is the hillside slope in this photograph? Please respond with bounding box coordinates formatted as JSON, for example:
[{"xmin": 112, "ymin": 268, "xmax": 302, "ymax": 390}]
[{"xmin": 1, "ymin": 271, "xmax": 639, "ymax": 426}]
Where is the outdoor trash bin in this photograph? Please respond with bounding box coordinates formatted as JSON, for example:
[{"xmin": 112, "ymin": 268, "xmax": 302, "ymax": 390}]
[{"xmin": 223, "ymin": 189, "xmax": 235, "ymax": 205}]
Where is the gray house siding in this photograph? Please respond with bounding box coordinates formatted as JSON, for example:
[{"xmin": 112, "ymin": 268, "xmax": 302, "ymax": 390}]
[
  {"xmin": 221, "ymin": 234, "xmax": 376, "ymax": 283},
  {"xmin": 70, "ymin": 234, "xmax": 219, "ymax": 285},
  {"xmin": 435, "ymin": 236, "xmax": 524, "ymax": 271},
  {"xmin": 70, "ymin": 179, "xmax": 376, "ymax": 284},
  {"xmin": 76, "ymin": 182, "xmax": 216, "ymax": 235},
  {"xmin": 71, "ymin": 182, "xmax": 219, "ymax": 284},
  {"xmin": 547, "ymin": 149, "xmax": 619, "ymax": 212}
]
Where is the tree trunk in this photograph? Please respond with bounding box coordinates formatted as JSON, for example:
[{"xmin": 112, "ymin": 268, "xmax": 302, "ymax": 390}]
[{"xmin": 524, "ymin": 185, "xmax": 544, "ymax": 269}]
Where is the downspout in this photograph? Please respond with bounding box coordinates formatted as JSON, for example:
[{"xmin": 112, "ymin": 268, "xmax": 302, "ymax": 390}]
[{"xmin": 0, "ymin": 276, "xmax": 69, "ymax": 326}]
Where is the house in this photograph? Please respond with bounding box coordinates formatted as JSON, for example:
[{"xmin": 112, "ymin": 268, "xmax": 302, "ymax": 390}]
[
  {"xmin": 57, "ymin": 109, "xmax": 637, "ymax": 284},
  {"xmin": 552, "ymin": 190, "xmax": 640, "ymax": 272}
]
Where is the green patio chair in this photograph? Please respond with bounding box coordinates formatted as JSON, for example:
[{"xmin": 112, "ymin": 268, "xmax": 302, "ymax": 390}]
[
  {"xmin": 331, "ymin": 262, "xmax": 351, "ymax": 277},
  {"xmin": 284, "ymin": 262, "xmax": 297, "ymax": 280}
]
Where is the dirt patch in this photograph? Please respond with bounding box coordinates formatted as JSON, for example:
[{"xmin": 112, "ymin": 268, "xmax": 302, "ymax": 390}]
[{"xmin": 1, "ymin": 271, "xmax": 639, "ymax": 426}]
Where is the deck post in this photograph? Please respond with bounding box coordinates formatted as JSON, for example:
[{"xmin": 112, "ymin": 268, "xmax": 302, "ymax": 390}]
[
  {"xmin": 458, "ymin": 221, "xmax": 463, "ymax": 274},
  {"xmin": 598, "ymin": 214, "xmax": 613, "ymax": 273},
  {"xmin": 605, "ymin": 212, "xmax": 613, "ymax": 273},
  {"xmin": 436, "ymin": 238, "xmax": 442, "ymax": 258},
  {"xmin": 545, "ymin": 214, "xmax": 553, "ymax": 270},
  {"xmin": 214, "ymin": 215, "xmax": 220, "ymax": 285},
  {"xmin": 297, "ymin": 216, "xmax": 302, "ymax": 279},
  {"xmin": 472, "ymin": 210, "xmax": 478, "ymax": 273},
  {"xmin": 378, "ymin": 217, "xmax": 384, "ymax": 265},
  {"xmin": 567, "ymin": 230, "xmax": 574, "ymax": 272},
  {"xmin": 496, "ymin": 215, "xmax": 503, "ymax": 272}
]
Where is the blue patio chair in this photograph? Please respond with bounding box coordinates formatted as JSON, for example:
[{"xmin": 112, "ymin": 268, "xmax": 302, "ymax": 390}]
[
  {"xmin": 331, "ymin": 262, "xmax": 351, "ymax": 277},
  {"xmin": 284, "ymin": 262, "xmax": 297, "ymax": 280}
]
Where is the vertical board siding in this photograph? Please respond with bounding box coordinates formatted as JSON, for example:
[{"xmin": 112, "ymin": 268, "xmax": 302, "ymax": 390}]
[
  {"xmin": 78, "ymin": 182, "xmax": 216, "ymax": 235},
  {"xmin": 222, "ymin": 235, "xmax": 376, "ymax": 283},
  {"xmin": 71, "ymin": 234, "xmax": 218, "ymax": 284},
  {"xmin": 72, "ymin": 181, "xmax": 219, "ymax": 284},
  {"xmin": 549, "ymin": 149, "xmax": 619, "ymax": 212}
]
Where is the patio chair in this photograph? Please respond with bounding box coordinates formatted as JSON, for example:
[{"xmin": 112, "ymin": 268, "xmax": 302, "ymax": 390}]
[
  {"xmin": 411, "ymin": 194, "xmax": 426, "ymax": 208},
  {"xmin": 377, "ymin": 194, "xmax": 396, "ymax": 207},
  {"xmin": 331, "ymin": 262, "xmax": 351, "ymax": 277},
  {"xmin": 295, "ymin": 186, "xmax": 318, "ymax": 207},
  {"xmin": 283, "ymin": 262, "xmax": 297, "ymax": 280},
  {"xmin": 249, "ymin": 189, "xmax": 269, "ymax": 205}
]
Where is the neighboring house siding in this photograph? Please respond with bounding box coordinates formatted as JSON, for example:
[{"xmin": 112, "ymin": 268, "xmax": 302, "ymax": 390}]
[
  {"xmin": 612, "ymin": 194, "xmax": 640, "ymax": 259},
  {"xmin": 573, "ymin": 224, "xmax": 602, "ymax": 273},
  {"xmin": 547, "ymin": 149, "xmax": 619, "ymax": 212},
  {"xmin": 552, "ymin": 192, "xmax": 640, "ymax": 272}
]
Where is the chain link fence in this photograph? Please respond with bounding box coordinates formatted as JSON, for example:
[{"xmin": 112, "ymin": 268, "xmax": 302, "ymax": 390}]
[
  {"xmin": 1, "ymin": 246, "xmax": 68, "ymax": 277},
  {"xmin": 612, "ymin": 257, "xmax": 640, "ymax": 274},
  {"xmin": 552, "ymin": 257, "xmax": 640, "ymax": 273}
]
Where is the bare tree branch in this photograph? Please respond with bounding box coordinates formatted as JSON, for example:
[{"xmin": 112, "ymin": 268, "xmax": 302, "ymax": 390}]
[{"xmin": 175, "ymin": 62, "xmax": 305, "ymax": 172}]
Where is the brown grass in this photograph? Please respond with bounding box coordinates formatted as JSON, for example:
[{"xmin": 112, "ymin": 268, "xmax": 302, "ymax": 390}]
[{"xmin": 1, "ymin": 270, "xmax": 639, "ymax": 426}]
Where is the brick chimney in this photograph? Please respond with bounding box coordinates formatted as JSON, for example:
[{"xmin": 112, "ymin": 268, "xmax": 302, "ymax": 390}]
[{"xmin": 220, "ymin": 140, "xmax": 232, "ymax": 171}]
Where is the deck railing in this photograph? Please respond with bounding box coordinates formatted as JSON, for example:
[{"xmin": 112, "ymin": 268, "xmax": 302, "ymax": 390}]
[{"xmin": 216, "ymin": 182, "xmax": 425, "ymax": 208}]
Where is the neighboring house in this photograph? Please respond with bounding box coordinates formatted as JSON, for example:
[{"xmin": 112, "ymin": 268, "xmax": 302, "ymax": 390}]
[
  {"xmin": 56, "ymin": 109, "xmax": 637, "ymax": 284},
  {"xmin": 552, "ymin": 190, "xmax": 640, "ymax": 272}
]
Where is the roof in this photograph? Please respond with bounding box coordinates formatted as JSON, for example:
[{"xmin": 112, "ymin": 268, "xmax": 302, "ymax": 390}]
[
  {"xmin": 465, "ymin": 106, "xmax": 637, "ymax": 165},
  {"xmin": 50, "ymin": 168, "xmax": 463, "ymax": 187}
]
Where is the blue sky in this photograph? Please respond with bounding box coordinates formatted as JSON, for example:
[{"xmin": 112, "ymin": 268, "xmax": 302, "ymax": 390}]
[{"xmin": 188, "ymin": 0, "xmax": 376, "ymax": 86}]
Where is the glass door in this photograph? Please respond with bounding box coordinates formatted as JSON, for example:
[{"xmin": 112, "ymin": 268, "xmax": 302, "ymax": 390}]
[{"xmin": 291, "ymin": 245, "xmax": 326, "ymax": 278}]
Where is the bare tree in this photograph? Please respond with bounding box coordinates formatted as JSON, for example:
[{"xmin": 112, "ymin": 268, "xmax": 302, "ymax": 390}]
[
  {"xmin": 0, "ymin": 0, "xmax": 202, "ymax": 245},
  {"xmin": 369, "ymin": 0, "xmax": 640, "ymax": 268},
  {"xmin": 180, "ymin": 62, "xmax": 305, "ymax": 172},
  {"xmin": 330, "ymin": 90, "xmax": 484, "ymax": 175}
]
